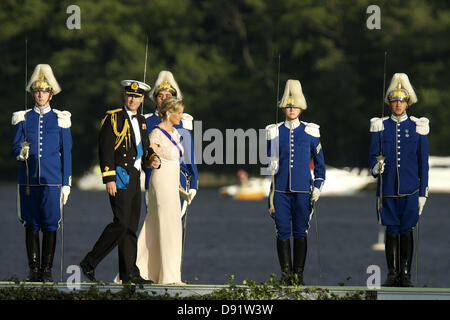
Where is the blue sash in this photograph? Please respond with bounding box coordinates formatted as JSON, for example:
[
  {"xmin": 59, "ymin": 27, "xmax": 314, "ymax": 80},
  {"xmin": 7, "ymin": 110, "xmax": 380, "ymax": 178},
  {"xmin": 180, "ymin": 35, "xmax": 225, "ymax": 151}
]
[
  {"xmin": 155, "ymin": 126, "xmax": 182, "ymax": 158},
  {"xmin": 136, "ymin": 142, "xmax": 143, "ymax": 161},
  {"xmin": 115, "ymin": 166, "xmax": 129, "ymax": 189}
]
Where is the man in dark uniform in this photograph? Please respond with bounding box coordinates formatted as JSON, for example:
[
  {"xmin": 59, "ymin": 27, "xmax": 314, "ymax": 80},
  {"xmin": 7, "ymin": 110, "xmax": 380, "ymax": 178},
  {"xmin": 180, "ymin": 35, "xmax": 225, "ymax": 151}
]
[
  {"xmin": 80, "ymin": 80, "xmax": 160, "ymax": 284},
  {"xmin": 265, "ymin": 79, "xmax": 326, "ymax": 285},
  {"xmin": 12, "ymin": 64, "xmax": 72, "ymax": 282},
  {"xmin": 369, "ymin": 73, "xmax": 429, "ymax": 287}
]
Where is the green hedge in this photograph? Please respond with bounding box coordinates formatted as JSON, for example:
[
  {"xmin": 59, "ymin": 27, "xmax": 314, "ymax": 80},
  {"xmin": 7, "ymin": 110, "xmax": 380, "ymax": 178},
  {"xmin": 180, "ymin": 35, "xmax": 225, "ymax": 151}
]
[{"xmin": 0, "ymin": 274, "xmax": 370, "ymax": 300}]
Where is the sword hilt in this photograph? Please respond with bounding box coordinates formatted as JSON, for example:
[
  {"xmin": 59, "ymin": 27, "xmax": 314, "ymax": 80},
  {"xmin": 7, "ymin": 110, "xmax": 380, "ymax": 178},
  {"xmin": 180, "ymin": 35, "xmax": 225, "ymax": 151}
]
[
  {"xmin": 21, "ymin": 141, "xmax": 31, "ymax": 196},
  {"xmin": 186, "ymin": 174, "xmax": 191, "ymax": 191},
  {"xmin": 376, "ymin": 154, "xmax": 385, "ymax": 168}
]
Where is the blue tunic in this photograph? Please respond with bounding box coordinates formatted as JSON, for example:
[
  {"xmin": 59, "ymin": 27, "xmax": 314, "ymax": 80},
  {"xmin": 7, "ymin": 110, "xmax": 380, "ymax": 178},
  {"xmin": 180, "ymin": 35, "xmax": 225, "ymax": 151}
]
[
  {"xmin": 12, "ymin": 107, "xmax": 72, "ymax": 186},
  {"xmin": 368, "ymin": 114, "xmax": 429, "ymax": 233},
  {"xmin": 12, "ymin": 106, "xmax": 72, "ymax": 231},
  {"xmin": 266, "ymin": 119, "xmax": 326, "ymax": 240},
  {"xmin": 267, "ymin": 120, "xmax": 325, "ymax": 193},
  {"xmin": 369, "ymin": 115, "xmax": 429, "ymax": 197}
]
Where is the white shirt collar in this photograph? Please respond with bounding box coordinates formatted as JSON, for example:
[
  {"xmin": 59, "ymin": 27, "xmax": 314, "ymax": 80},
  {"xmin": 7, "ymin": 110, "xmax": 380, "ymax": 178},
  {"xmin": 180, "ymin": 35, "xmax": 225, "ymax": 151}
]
[
  {"xmin": 34, "ymin": 105, "xmax": 51, "ymax": 114},
  {"xmin": 124, "ymin": 106, "xmax": 138, "ymax": 119},
  {"xmin": 284, "ymin": 118, "xmax": 300, "ymax": 130},
  {"xmin": 391, "ymin": 113, "xmax": 408, "ymax": 123}
]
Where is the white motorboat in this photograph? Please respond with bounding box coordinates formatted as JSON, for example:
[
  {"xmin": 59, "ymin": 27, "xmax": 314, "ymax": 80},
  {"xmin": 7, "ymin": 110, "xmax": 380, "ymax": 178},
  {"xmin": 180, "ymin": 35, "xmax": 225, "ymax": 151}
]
[
  {"xmin": 219, "ymin": 166, "xmax": 375, "ymax": 200},
  {"xmin": 428, "ymin": 156, "xmax": 450, "ymax": 193},
  {"xmin": 77, "ymin": 156, "xmax": 450, "ymax": 196}
]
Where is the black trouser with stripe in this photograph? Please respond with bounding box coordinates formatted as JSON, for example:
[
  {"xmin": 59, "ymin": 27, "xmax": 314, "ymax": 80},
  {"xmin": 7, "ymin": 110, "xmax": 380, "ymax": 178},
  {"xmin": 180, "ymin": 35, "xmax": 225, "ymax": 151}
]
[{"xmin": 83, "ymin": 168, "xmax": 142, "ymax": 282}]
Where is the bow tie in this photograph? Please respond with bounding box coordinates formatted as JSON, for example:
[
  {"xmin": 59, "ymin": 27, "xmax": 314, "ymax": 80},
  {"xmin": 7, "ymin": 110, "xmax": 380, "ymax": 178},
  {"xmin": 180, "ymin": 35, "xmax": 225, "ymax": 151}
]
[{"xmin": 131, "ymin": 114, "xmax": 137, "ymax": 119}]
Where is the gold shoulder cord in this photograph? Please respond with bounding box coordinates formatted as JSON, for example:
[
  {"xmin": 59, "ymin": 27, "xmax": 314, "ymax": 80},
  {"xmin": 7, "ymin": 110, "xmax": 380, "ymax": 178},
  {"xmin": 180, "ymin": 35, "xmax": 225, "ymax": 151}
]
[
  {"xmin": 100, "ymin": 110, "xmax": 131, "ymax": 150},
  {"xmin": 111, "ymin": 113, "xmax": 131, "ymax": 150}
]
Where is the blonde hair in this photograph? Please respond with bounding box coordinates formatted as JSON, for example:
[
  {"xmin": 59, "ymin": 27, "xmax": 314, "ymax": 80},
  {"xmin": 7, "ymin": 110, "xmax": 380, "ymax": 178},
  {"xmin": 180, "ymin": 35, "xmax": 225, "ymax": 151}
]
[{"xmin": 157, "ymin": 96, "xmax": 184, "ymax": 119}]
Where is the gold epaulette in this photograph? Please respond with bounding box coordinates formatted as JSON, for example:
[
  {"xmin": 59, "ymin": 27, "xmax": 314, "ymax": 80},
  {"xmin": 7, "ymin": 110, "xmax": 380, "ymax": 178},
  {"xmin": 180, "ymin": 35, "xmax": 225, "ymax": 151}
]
[
  {"xmin": 106, "ymin": 108, "xmax": 123, "ymax": 114},
  {"xmin": 99, "ymin": 108, "xmax": 131, "ymax": 151},
  {"xmin": 100, "ymin": 108, "xmax": 122, "ymax": 128}
]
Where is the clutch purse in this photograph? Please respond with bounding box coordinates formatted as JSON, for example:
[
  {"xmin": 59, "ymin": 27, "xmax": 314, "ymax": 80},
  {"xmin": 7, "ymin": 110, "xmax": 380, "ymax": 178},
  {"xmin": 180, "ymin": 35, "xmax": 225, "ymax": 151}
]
[{"xmin": 179, "ymin": 186, "xmax": 191, "ymax": 202}]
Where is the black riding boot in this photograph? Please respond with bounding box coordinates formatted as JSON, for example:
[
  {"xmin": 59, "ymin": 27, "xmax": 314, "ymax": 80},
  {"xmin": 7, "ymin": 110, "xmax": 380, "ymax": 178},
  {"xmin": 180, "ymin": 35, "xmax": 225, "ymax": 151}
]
[
  {"xmin": 383, "ymin": 233, "xmax": 399, "ymax": 287},
  {"xmin": 41, "ymin": 231, "xmax": 57, "ymax": 282},
  {"xmin": 293, "ymin": 237, "xmax": 307, "ymax": 285},
  {"xmin": 25, "ymin": 228, "xmax": 41, "ymax": 282},
  {"xmin": 276, "ymin": 238, "xmax": 292, "ymax": 284},
  {"xmin": 399, "ymin": 232, "xmax": 414, "ymax": 287}
]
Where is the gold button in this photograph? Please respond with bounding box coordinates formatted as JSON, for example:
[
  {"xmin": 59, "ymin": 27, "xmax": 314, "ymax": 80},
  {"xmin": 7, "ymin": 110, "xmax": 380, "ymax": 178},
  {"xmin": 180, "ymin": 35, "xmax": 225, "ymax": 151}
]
[{"xmin": 124, "ymin": 163, "xmax": 128, "ymax": 166}]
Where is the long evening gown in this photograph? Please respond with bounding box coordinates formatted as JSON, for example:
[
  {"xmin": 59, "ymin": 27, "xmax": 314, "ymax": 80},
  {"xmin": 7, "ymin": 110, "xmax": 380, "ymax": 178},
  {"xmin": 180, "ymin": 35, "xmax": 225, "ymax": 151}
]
[{"xmin": 135, "ymin": 127, "xmax": 184, "ymax": 284}]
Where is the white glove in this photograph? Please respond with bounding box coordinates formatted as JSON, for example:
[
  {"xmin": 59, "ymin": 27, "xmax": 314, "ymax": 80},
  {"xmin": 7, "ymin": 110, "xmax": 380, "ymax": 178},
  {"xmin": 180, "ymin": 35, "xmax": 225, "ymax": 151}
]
[
  {"xmin": 17, "ymin": 143, "xmax": 30, "ymax": 161},
  {"xmin": 187, "ymin": 189, "xmax": 197, "ymax": 205},
  {"xmin": 418, "ymin": 197, "xmax": 427, "ymax": 216},
  {"xmin": 61, "ymin": 186, "xmax": 71, "ymax": 205},
  {"xmin": 311, "ymin": 187, "xmax": 321, "ymax": 202},
  {"xmin": 372, "ymin": 162, "xmax": 385, "ymax": 175}
]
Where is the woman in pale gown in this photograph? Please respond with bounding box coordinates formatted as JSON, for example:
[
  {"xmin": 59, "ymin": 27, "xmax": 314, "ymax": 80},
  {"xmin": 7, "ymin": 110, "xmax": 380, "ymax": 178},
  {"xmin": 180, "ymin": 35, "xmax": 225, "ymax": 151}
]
[{"xmin": 135, "ymin": 97, "xmax": 185, "ymax": 284}]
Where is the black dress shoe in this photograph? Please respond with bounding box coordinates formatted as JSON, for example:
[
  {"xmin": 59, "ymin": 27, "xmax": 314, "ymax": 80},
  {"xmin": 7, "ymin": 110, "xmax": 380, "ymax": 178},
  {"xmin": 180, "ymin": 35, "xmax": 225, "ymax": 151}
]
[
  {"xmin": 399, "ymin": 274, "xmax": 414, "ymax": 287},
  {"xmin": 124, "ymin": 276, "xmax": 154, "ymax": 285},
  {"xmin": 383, "ymin": 272, "xmax": 399, "ymax": 287},
  {"xmin": 41, "ymin": 268, "xmax": 54, "ymax": 283},
  {"xmin": 80, "ymin": 260, "xmax": 97, "ymax": 282},
  {"xmin": 26, "ymin": 268, "xmax": 42, "ymax": 282}
]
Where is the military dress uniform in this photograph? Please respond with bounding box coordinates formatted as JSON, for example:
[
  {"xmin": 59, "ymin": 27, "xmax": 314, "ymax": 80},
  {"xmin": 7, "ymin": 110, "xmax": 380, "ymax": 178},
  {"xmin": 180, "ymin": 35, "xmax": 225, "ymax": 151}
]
[
  {"xmin": 369, "ymin": 73, "xmax": 429, "ymax": 287},
  {"xmin": 12, "ymin": 64, "xmax": 72, "ymax": 282},
  {"xmin": 144, "ymin": 71, "xmax": 198, "ymax": 216},
  {"xmin": 266, "ymin": 80, "xmax": 326, "ymax": 284},
  {"xmin": 80, "ymin": 80, "xmax": 156, "ymax": 283}
]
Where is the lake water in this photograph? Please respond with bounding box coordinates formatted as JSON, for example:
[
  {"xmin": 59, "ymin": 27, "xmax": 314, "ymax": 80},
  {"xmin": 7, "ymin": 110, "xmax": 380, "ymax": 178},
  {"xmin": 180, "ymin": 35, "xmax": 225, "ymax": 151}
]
[{"xmin": 1, "ymin": 184, "xmax": 449, "ymax": 288}]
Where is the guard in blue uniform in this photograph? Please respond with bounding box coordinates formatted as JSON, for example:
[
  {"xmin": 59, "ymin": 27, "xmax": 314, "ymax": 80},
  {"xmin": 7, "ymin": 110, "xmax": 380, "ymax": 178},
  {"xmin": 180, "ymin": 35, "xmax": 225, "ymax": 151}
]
[
  {"xmin": 369, "ymin": 73, "xmax": 429, "ymax": 287},
  {"xmin": 144, "ymin": 71, "xmax": 198, "ymax": 216},
  {"xmin": 80, "ymin": 80, "xmax": 158, "ymax": 284},
  {"xmin": 266, "ymin": 80, "xmax": 326, "ymax": 285},
  {"xmin": 12, "ymin": 64, "xmax": 72, "ymax": 282}
]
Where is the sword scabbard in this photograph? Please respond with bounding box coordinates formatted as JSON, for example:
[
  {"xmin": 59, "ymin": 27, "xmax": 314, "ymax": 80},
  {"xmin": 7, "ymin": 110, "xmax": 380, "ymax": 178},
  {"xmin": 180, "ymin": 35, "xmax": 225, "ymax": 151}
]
[{"xmin": 376, "ymin": 154, "xmax": 385, "ymax": 214}]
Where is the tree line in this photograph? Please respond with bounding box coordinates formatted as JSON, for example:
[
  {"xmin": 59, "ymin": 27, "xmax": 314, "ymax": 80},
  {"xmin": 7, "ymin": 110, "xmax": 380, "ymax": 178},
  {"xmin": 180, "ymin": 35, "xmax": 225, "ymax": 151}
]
[{"xmin": 1, "ymin": 0, "xmax": 449, "ymax": 182}]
